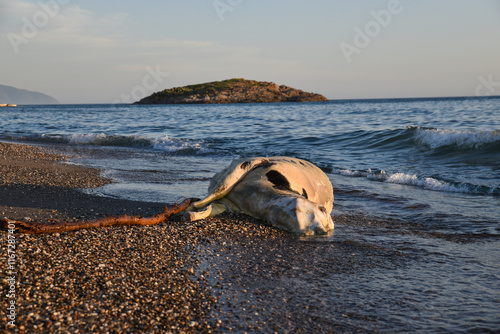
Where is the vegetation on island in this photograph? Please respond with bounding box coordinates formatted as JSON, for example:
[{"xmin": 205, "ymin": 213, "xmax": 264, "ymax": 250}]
[
  {"xmin": 154, "ymin": 78, "xmax": 247, "ymax": 97},
  {"xmin": 134, "ymin": 78, "xmax": 328, "ymax": 104}
]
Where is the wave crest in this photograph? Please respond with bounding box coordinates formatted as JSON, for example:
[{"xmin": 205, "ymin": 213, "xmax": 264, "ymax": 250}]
[
  {"xmin": 412, "ymin": 127, "xmax": 500, "ymax": 150},
  {"xmin": 69, "ymin": 133, "xmax": 152, "ymax": 147},
  {"xmin": 42, "ymin": 133, "xmax": 211, "ymax": 155},
  {"xmin": 335, "ymin": 168, "xmax": 497, "ymax": 195}
]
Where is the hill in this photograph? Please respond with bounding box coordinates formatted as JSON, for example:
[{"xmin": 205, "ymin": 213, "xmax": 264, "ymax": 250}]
[
  {"xmin": 0, "ymin": 84, "xmax": 59, "ymax": 105},
  {"xmin": 134, "ymin": 78, "xmax": 328, "ymax": 104}
]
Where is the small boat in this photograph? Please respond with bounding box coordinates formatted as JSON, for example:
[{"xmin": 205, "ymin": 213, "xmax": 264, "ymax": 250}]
[{"xmin": 0, "ymin": 104, "xmax": 17, "ymax": 107}]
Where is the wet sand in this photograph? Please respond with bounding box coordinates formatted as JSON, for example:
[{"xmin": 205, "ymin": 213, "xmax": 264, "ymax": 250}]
[{"xmin": 0, "ymin": 142, "xmax": 414, "ymax": 333}]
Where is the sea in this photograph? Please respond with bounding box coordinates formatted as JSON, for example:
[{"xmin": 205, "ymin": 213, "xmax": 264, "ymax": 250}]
[{"xmin": 1, "ymin": 97, "xmax": 499, "ymax": 332}]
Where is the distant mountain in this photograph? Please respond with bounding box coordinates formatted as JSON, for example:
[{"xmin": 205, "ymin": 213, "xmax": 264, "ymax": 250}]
[
  {"xmin": 134, "ymin": 78, "xmax": 328, "ymax": 104},
  {"xmin": 0, "ymin": 84, "xmax": 59, "ymax": 105}
]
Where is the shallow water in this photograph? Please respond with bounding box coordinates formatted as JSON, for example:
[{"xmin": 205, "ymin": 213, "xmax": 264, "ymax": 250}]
[
  {"xmin": 1, "ymin": 97, "xmax": 499, "ymax": 331},
  {"xmin": 197, "ymin": 216, "xmax": 500, "ymax": 333}
]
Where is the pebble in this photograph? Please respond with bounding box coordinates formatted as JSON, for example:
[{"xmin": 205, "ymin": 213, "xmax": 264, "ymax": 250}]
[
  {"xmin": 0, "ymin": 142, "xmax": 111, "ymax": 188},
  {"xmin": 0, "ymin": 141, "xmax": 408, "ymax": 333}
]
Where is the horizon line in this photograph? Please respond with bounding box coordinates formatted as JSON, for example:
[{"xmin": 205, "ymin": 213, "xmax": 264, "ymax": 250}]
[{"xmin": 8, "ymin": 94, "xmax": 500, "ymax": 106}]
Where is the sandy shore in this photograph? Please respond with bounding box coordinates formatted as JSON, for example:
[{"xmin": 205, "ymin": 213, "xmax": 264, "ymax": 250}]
[{"xmin": 0, "ymin": 142, "xmax": 398, "ymax": 333}]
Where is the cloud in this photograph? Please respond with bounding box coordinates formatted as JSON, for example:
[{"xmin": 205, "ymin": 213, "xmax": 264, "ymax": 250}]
[
  {"xmin": 0, "ymin": 0, "xmax": 129, "ymax": 51},
  {"xmin": 1, "ymin": 0, "xmax": 289, "ymax": 63},
  {"xmin": 0, "ymin": 0, "xmax": 34, "ymax": 17},
  {"xmin": 2, "ymin": 0, "xmax": 271, "ymax": 62},
  {"xmin": 0, "ymin": 0, "xmax": 302, "ymax": 103}
]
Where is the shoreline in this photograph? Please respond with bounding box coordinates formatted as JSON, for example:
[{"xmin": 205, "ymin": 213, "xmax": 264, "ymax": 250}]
[
  {"xmin": 0, "ymin": 142, "xmax": 350, "ymax": 332},
  {"xmin": 2, "ymin": 142, "xmax": 498, "ymax": 332},
  {"xmin": 0, "ymin": 141, "xmax": 165, "ymax": 223},
  {"xmin": 0, "ymin": 141, "xmax": 390, "ymax": 333},
  {"xmin": 0, "ymin": 142, "xmax": 220, "ymax": 332}
]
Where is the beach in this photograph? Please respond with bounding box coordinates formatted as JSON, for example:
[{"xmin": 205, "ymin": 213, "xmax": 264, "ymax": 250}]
[
  {"xmin": 0, "ymin": 142, "xmax": 371, "ymax": 333},
  {"xmin": 3, "ymin": 0, "xmax": 499, "ymax": 331},
  {"xmin": 1, "ymin": 136, "xmax": 499, "ymax": 333}
]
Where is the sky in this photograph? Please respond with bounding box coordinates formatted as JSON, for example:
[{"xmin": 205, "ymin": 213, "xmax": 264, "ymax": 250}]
[{"xmin": 1, "ymin": 0, "xmax": 499, "ymax": 104}]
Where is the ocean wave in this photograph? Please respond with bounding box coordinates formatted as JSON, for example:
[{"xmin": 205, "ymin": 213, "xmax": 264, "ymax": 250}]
[
  {"xmin": 329, "ymin": 128, "xmax": 412, "ymax": 151},
  {"xmin": 411, "ymin": 126, "xmax": 500, "ymax": 150},
  {"xmin": 151, "ymin": 136, "xmax": 207, "ymax": 154},
  {"xmin": 335, "ymin": 168, "xmax": 497, "ymax": 195},
  {"xmin": 68, "ymin": 133, "xmax": 152, "ymax": 147},
  {"xmin": 41, "ymin": 133, "xmax": 212, "ymax": 155},
  {"xmin": 329, "ymin": 126, "xmax": 500, "ymax": 155}
]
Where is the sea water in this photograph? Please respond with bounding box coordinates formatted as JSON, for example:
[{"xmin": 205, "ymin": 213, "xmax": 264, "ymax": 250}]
[{"xmin": 1, "ymin": 97, "xmax": 499, "ymax": 331}]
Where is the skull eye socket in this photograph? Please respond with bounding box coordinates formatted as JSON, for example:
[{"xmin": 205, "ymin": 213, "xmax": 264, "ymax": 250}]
[{"xmin": 266, "ymin": 170, "xmax": 291, "ymax": 191}]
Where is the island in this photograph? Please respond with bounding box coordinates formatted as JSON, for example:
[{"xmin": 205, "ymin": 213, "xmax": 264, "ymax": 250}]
[{"xmin": 134, "ymin": 78, "xmax": 328, "ymax": 104}]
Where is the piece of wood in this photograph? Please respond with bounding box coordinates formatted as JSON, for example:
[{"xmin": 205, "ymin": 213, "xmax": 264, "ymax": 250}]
[{"xmin": 0, "ymin": 199, "xmax": 192, "ymax": 234}]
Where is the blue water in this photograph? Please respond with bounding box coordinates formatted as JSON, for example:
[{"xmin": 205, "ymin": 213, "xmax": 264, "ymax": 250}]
[
  {"xmin": 1, "ymin": 98, "xmax": 499, "ymax": 227},
  {"xmin": 1, "ymin": 97, "xmax": 499, "ymax": 331}
]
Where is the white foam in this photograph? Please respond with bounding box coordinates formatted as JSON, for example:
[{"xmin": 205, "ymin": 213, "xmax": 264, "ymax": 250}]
[
  {"xmin": 66, "ymin": 133, "xmax": 208, "ymax": 154},
  {"xmin": 335, "ymin": 168, "xmax": 475, "ymax": 194},
  {"xmin": 413, "ymin": 127, "xmax": 500, "ymax": 149},
  {"xmin": 386, "ymin": 172, "xmax": 475, "ymax": 193},
  {"xmin": 69, "ymin": 133, "xmax": 108, "ymax": 144},
  {"xmin": 366, "ymin": 169, "xmax": 387, "ymax": 181},
  {"xmin": 338, "ymin": 169, "xmax": 364, "ymax": 177},
  {"xmin": 152, "ymin": 135, "xmax": 204, "ymax": 153}
]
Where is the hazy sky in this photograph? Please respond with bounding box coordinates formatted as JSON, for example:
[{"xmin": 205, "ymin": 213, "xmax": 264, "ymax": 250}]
[{"xmin": 1, "ymin": 0, "xmax": 499, "ymax": 103}]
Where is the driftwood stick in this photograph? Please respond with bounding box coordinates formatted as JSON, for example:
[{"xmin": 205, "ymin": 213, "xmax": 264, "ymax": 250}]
[{"xmin": 0, "ymin": 199, "xmax": 192, "ymax": 234}]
